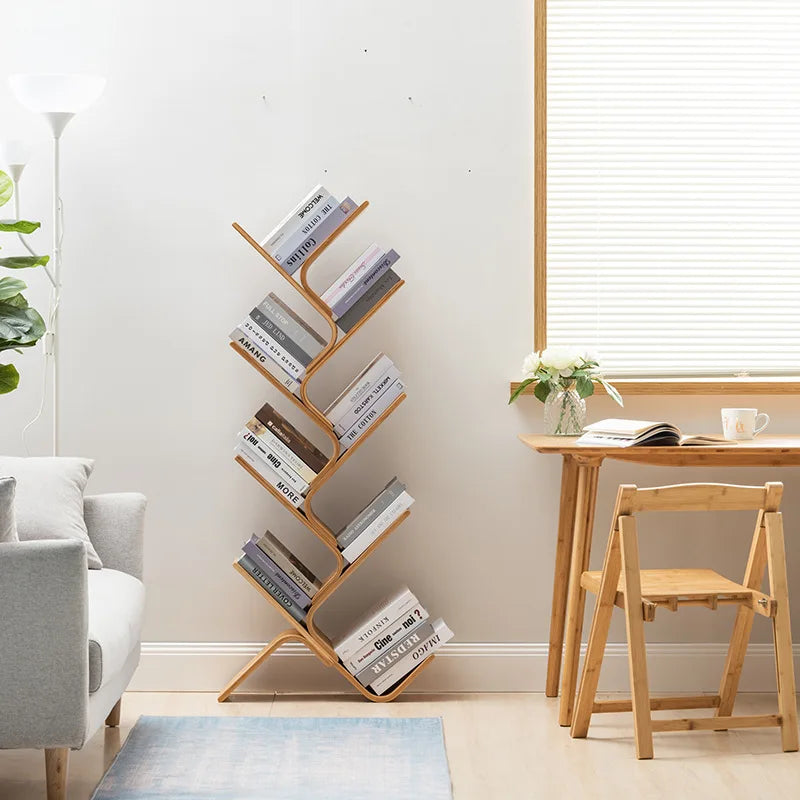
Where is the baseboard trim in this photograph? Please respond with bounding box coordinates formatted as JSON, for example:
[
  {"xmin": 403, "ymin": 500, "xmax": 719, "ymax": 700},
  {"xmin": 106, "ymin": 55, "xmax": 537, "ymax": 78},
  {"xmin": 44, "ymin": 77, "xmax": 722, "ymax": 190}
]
[{"xmin": 129, "ymin": 641, "xmax": 799, "ymax": 693}]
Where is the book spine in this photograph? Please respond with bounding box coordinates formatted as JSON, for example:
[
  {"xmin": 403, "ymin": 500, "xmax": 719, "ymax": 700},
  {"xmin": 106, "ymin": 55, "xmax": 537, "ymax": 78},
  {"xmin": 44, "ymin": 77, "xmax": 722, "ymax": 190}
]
[
  {"xmin": 339, "ymin": 379, "xmax": 405, "ymax": 450},
  {"xmin": 334, "ymin": 590, "xmax": 419, "ymax": 662},
  {"xmin": 371, "ymin": 619, "xmax": 453, "ymax": 695},
  {"xmin": 245, "ymin": 419, "xmax": 318, "ymax": 484},
  {"xmin": 354, "ymin": 620, "xmax": 435, "ymax": 686},
  {"xmin": 269, "ymin": 196, "xmax": 339, "ymax": 261},
  {"xmin": 341, "ymin": 491, "xmax": 414, "ymax": 564},
  {"xmin": 256, "ymin": 533, "xmax": 320, "ymax": 597},
  {"xmin": 344, "ymin": 603, "xmax": 429, "ymax": 673},
  {"xmin": 234, "ymin": 444, "xmax": 305, "ymax": 509},
  {"xmin": 336, "ymin": 479, "xmax": 405, "ymax": 549},
  {"xmin": 237, "ymin": 430, "xmax": 309, "ymax": 495},
  {"xmin": 262, "ymin": 185, "xmax": 332, "ymax": 253},
  {"xmin": 249, "ymin": 308, "xmax": 313, "ymax": 367},
  {"xmin": 321, "ymin": 244, "xmax": 383, "ymax": 306},
  {"xmin": 277, "ymin": 197, "xmax": 357, "ymax": 274},
  {"xmin": 331, "ymin": 250, "xmax": 399, "ymax": 321},
  {"xmin": 324, "ymin": 354, "xmax": 393, "ymax": 426},
  {"xmin": 333, "ymin": 365, "xmax": 401, "ymax": 437},
  {"xmin": 228, "ymin": 329, "xmax": 300, "ymax": 394},
  {"xmin": 238, "ymin": 554, "xmax": 307, "ymax": 623},
  {"xmin": 240, "ymin": 318, "xmax": 306, "ymax": 379},
  {"xmin": 242, "ymin": 538, "xmax": 311, "ymax": 609},
  {"xmin": 260, "ymin": 294, "xmax": 325, "ymax": 358},
  {"xmin": 255, "ymin": 404, "xmax": 329, "ymax": 474},
  {"xmin": 337, "ymin": 269, "xmax": 402, "ymax": 334}
]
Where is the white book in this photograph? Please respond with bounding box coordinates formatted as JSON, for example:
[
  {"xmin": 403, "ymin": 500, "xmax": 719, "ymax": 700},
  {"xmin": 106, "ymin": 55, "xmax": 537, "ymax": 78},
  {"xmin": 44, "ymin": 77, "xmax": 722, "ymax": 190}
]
[
  {"xmin": 260, "ymin": 185, "xmax": 333, "ymax": 254},
  {"xmin": 341, "ymin": 491, "xmax": 414, "ymax": 564},
  {"xmin": 371, "ymin": 618, "xmax": 454, "ymax": 695},
  {"xmin": 234, "ymin": 443, "xmax": 304, "ymax": 508},
  {"xmin": 229, "ymin": 328, "xmax": 300, "ymax": 394},
  {"xmin": 339, "ymin": 379, "xmax": 405, "ymax": 451},
  {"xmin": 333, "ymin": 586, "xmax": 418, "ymax": 662},
  {"xmin": 333, "ymin": 364, "xmax": 401, "ymax": 437},
  {"xmin": 324, "ymin": 353, "xmax": 393, "ymax": 426},
  {"xmin": 245, "ymin": 419, "xmax": 318, "ymax": 485},
  {"xmin": 576, "ymin": 419, "xmax": 728, "ymax": 448},
  {"xmin": 240, "ymin": 318, "xmax": 306, "ymax": 380},
  {"xmin": 271, "ymin": 196, "xmax": 340, "ymax": 265},
  {"xmin": 320, "ymin": 244, "xmax": 384, "ymax": 306},
  {"xmin": 236, "ymin": 430, "xmax": 309, "ymax": 495}
]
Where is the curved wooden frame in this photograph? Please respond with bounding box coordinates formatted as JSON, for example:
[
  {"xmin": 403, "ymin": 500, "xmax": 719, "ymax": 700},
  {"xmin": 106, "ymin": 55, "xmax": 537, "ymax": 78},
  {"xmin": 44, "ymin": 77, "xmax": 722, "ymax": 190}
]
[{"xmin": 219, "ymin": 203, "xmax": 433, "ymax": 702}]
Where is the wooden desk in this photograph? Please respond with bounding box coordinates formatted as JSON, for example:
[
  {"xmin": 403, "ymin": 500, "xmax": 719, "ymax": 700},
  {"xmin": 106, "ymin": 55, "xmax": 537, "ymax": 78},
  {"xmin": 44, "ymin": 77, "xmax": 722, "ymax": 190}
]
[{"xmin": 519, "ymin": 434, "xmax": 800, "ymax": 726}]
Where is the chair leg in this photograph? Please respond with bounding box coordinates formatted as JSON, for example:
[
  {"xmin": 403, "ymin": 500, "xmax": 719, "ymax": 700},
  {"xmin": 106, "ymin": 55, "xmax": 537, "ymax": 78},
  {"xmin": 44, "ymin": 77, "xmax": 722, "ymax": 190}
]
[
  {"xmin": 571, "ymin": 528, "xmax": 622, "ymax": 739},
  {"xmin": 764, "ymin": 512, "xmax": 799, "ymax": 752},
  {"xmin": 45, "ymin": 748, "xmax": 68, "ymax": 800},
  {"xmin": 106, "ymin": 697, "xmax": 122, "ymax": 727},
  {"xmin": 619, "ymin": 517, "xmax": 653, "ymax": 760}
]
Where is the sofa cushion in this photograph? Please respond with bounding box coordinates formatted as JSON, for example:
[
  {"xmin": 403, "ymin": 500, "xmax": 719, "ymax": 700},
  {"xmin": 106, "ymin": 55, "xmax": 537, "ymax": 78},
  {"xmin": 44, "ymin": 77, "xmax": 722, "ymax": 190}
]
[
  {"xmin": 87, "ymin": 569, "xmax": 145, "ymax": 694},
  {"xmin": 0, "ymin": 456, "xmax": 102, "ymax": 568},
  {"xmin": 0, "ymin": 476, "xmax": 17, "ymax": 543}
]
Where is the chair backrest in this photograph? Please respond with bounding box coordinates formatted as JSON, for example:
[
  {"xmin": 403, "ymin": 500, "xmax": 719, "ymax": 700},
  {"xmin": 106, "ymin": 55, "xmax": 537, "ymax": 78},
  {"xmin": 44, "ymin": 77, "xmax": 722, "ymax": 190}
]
[{"xmin": 615, "ymin": 482, "xmax": 783, "ymax": 517}]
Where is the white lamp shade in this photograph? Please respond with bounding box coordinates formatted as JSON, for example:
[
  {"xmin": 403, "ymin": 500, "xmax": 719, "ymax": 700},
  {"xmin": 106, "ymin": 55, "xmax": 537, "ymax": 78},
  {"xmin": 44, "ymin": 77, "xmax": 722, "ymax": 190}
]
[
  {"xmin": 9, "ymin": 74, "xmax": 106, "ymax": 114},
  {"xmin": 0, "ymin": 139, "xmax": 31, "ymax": 168}
]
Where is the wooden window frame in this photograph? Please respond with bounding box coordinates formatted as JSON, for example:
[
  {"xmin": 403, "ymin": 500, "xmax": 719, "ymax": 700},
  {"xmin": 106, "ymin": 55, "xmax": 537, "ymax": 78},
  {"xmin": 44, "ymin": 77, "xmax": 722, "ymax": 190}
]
[{"xmin": 512, "ymin": 0, "xmax": 800, "ymax": 398}]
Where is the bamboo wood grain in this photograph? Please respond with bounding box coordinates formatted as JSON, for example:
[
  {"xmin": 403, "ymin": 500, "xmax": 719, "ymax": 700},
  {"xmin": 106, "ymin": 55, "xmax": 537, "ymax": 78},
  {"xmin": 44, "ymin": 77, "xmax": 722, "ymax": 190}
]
[
  {"xmin": 651, "ymin": 715, "xmax": 781, "ymax": 733},
  {"xmin": 44, "ymin": 748, "xmax": 68, "ymax": 800},
  {"xmin": 593, "ymin": 695, "xmax": 721, "ymax": 714}
]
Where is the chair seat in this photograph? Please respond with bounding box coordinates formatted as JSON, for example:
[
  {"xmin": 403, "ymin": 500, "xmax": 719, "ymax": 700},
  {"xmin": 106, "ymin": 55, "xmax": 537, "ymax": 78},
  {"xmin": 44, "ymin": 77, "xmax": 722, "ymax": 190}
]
[{"xmin": 581, "ymin": 568, "xmax": 749, "ymax": 602}]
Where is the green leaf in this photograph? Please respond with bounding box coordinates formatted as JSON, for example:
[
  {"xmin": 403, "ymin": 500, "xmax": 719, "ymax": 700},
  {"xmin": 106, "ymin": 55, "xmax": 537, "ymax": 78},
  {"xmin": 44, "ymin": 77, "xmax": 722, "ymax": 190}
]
[
  {"xmin": 508, "ymin": 378, "xmax": 534, "ymax": 405},
  {"xmin": 534, "ymin": 379, "xmax": 553, "ymax": 403},
  {"xmin": 3, "ymin": 292, "xmax": 28, "ymax": 308},
  {"xmin": 0, "ymin": 220, "xmax": 40, "ymax": 234},
  {"xmin": 0, "ymin": 255, "xmax": 50, "ymax": 270},
  {"xmin": 600, "ymin": 378, "xmax": 624, "ymax": 407},
  {"xmin": 0, "ymin": 363, "xmax": 19, "ymax": 394},
  {"xmin": 0, "ymin": 277, "xmax": 26, "ymax": 301},
  {"xmin": 576, "ymin": 375, "xmax": 595, "ymax": 399},
  {"xmin": 0, "ymin": 302, "xmax": 45, "ymax": 344},
  {"xmin": 0, "ymin": 172, "xmax": 12, "ymax": 210}
]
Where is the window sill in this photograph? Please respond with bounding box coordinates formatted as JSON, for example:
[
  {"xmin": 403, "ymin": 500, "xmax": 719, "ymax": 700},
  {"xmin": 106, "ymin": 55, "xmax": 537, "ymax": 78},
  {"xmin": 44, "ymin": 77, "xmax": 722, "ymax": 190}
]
[{"xmin": 509, "ymin": 377, "xmax": 800, "ymax": 398}]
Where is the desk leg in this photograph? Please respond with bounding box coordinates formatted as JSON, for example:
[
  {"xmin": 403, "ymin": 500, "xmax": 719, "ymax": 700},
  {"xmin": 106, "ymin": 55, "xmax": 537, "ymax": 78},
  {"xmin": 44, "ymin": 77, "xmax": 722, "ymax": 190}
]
[
  {"xmin": 559, "ymin": 461, "xmax": 601, "ymax": 727},
  {"xmin": 546, "ymin": 455, "xmax": 580, "ymax": 697}
]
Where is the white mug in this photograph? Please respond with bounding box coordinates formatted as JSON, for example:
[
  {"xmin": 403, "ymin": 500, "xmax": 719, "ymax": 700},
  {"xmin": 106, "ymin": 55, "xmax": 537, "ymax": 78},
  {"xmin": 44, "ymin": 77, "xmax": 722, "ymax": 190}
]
[{"xmin": 721, "ymin": 408, "xmax": 770, "ymax": 440}]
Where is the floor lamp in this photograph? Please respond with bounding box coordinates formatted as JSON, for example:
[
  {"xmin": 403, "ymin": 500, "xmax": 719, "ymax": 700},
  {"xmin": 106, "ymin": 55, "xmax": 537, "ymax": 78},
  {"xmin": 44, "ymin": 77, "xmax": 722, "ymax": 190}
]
[{"xmin": 7, "ymin": 73, "xmax": 105, "ymax": 456}]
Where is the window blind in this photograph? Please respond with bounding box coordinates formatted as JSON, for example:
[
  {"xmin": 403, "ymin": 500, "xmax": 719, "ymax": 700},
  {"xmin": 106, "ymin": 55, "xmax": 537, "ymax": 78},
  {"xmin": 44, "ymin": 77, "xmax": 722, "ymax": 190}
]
[{"xmin": 546, "ymin": 0, "xmax": 800, "ymax": 376}]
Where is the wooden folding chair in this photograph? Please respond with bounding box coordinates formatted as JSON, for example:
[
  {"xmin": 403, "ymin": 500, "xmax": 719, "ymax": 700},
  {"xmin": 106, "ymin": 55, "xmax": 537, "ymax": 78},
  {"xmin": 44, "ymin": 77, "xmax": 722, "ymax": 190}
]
[{"xmin": 570, "ymin": 481, "xmax": 798, "ymax": 759}]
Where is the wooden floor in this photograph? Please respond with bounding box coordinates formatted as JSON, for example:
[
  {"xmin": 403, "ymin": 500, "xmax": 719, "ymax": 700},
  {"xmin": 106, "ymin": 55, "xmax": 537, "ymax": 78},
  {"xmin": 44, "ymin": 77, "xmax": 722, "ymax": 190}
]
[{"xmin": 0, "ymin": 692, "xmax": 797, "ymax": 799}]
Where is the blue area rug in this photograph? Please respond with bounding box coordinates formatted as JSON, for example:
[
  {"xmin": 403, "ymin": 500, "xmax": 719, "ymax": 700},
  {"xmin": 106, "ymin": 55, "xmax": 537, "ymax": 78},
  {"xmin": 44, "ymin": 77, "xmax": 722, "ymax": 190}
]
[{"xmin": 91, "ymin": 716, "xmax": 452, "ymax": 800}]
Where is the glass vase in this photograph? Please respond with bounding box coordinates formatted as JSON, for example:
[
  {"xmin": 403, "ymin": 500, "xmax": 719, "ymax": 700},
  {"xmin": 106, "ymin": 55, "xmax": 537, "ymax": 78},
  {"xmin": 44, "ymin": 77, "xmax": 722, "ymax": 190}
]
[{"xmin": 543, "ymin": 386, "xmax": 586, "ymax": 436}]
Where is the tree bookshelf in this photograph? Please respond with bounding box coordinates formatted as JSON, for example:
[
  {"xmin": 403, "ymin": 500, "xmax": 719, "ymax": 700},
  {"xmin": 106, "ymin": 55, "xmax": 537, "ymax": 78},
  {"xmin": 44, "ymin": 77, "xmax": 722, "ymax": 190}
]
[{"xmin": 219, "ymin": 200, "xmax": 434, "ymax": 702}]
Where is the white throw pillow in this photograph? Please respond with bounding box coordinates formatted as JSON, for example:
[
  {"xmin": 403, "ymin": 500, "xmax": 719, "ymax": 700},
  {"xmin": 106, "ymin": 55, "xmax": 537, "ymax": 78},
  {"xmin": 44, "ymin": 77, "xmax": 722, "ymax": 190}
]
[
  {"xmin": 0, "ymin": 457, "xmax": 101, "ymax": 568},
  {"xmin": 0, "ymin": 476, "xmax": 17, "ymax": 543}
]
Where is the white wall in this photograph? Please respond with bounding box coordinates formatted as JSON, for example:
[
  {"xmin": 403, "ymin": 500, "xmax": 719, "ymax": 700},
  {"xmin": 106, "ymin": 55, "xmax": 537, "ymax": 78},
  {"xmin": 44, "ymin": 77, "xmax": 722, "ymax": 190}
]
[{"xmin": 2, "ymin": 0, "xmax": 798, "ymax": 692}]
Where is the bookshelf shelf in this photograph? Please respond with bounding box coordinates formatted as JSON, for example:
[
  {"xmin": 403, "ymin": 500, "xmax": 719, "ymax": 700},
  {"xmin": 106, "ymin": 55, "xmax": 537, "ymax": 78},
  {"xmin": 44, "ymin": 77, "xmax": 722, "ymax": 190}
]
[{"xmin": 221, "ymin": 202, "xmax": 432, "ymax": 702}]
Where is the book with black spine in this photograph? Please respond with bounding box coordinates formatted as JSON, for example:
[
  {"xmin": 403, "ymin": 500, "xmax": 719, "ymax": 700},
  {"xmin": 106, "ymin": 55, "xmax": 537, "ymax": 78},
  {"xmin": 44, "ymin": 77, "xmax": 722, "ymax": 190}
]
[
  {"xmin": 337, "ymin": 269, "xmax": 402, "ymax": 334},
  {"xmin": 238, "ymin": 553, "xmax": 307, "ymax": 623},
  {"xmin": 255, "ymin": 403, "xmax": 329, "ymax": 474},
  {"xmin": 242, "ymin": 535, "xmax": 312, "ymax": 609}
]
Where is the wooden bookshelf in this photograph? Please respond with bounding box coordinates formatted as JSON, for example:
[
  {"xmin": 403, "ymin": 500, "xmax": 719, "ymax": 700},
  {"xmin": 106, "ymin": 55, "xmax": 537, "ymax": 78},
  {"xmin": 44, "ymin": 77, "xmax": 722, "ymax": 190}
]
[{"xmin": 220, "ymin": 201, "xmax": 432, "ymax": 702}]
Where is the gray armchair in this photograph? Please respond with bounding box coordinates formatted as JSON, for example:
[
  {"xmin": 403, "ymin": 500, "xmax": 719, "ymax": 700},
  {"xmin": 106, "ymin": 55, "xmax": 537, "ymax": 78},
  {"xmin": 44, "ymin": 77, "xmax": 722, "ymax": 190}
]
[{"xmin": 0, "ymin": 493, "xmax": 146, "ymax": 800}]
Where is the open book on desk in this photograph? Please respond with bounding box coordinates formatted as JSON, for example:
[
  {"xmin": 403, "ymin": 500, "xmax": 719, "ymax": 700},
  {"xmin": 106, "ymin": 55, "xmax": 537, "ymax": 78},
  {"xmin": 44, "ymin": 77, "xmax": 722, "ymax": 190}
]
[{"xmin": 576, "ymin": 419, "xmax": 734, "ymax": 448}]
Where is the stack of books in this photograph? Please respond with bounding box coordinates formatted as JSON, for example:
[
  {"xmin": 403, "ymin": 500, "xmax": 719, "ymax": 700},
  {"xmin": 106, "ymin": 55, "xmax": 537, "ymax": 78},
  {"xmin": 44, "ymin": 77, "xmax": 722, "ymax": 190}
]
[
  {"xmin": 237, "ymin": 530, "xmax": 322, "ymax": 623},
  {"xmin": 325, "ymin": 353, "xmax": 405, "ymax": 451},
  {"xmin": 336, "ymin": 478, "xmax": 414, "ymax": 564},
  {"xmin": 333, "ymin": 586, "xmax": 453, "ymax": 695},
  {"xmin": 235, "ymin": 402, "xmax": 329, "ymax": 508}
]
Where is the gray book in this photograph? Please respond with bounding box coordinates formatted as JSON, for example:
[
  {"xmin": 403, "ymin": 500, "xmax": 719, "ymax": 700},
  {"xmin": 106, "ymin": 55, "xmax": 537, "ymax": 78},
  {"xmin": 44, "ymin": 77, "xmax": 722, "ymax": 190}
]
[
  {"xmin": 354, "ymin": 619, "xmax": 435, "ymax": 686},
  {"xmin": 337, "ymin": 478, "xmax": 405, "ymax": 549},
  {"xmin": 339, "ymin": 379, "xmax": 405, "ymax": 451},
  {"xmin": 238, "ymin": 554, "xmax": 307, "ymax": 623},
  {"xmin": 260, "ymin": 293, "xmax": 326, "ymax": 358},
  {"xmin": 242, "ymin": 536, "xmax": 312, "ymax": 609},
  {"xmin": 337, "ymin": 269, "xmax": 402, "ymax": 334},
  {"xmin": 249, "ymin": 307, "xmax": 314, "ymax": 367},
  {"xmin": 332, "ymin": 250, "xmax": 400, "ymax": 320}
]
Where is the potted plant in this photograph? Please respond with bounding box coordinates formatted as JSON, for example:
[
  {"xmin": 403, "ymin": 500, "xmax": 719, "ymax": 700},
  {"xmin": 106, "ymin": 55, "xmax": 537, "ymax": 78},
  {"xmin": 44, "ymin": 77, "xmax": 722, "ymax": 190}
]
[
  {"xmin": 0, "ymin": 169, "xmax": 47, "ymax": 394},
  {"xmin": 509, "ymin": 347, "xmax": 623, "ymax": 435}
]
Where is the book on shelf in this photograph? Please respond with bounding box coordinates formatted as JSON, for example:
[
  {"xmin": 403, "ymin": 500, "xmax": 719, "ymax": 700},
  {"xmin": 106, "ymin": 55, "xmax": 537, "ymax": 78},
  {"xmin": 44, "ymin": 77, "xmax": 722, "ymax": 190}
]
[
  {"xmin": 339, "ymin": 378, "xmax": 405, "ymax": 450},
  {"xmin": 256, "ymin": 530, "xmax": 321, "ymax": 599},
  {"xmin": 340, "ymin": 489, "xmax": 414, "ymax": 564},
  {"xmin": 337, "ymin": 269, "xmax": 402, "ymax": 334},
  {"xmin": 271, "ymin": 195, "xmax": 340, "ymax": 265},
  {"xmin": 261, "ymin": 185, "xmax": 334, "ymax": 254},
  {"xmin": 331, "ymin": 249, "xmax": 400, "ymax": 321},
  {"xmin": 258, "ymin": 293, "xmax": 326, "ymax": 359},
  {"xmin": 321, "ymin": 244, "xmax": 384, "ymax": 307},
  {"xmin": 354, "ymin": 618, "xmax": 436, "ymax": 687},
  {"xmin": 245, "ymin": 418, "xmax": 319, "ymax": 485},
  {"xmin": 234, "ymin": 443, "xmax": 305, "ymax": 509},
  {"xmin": 239, "ymin": 316, "xmax": 306, "ymax": 380},
  {"xmin": 237, "ymin": 553, "xmax": 307, "ymax": 623},
  {"xmin": 333, "ymin": 364, "xmax": 401, "ymax": 437},
  {"xmin": 369, "ymin": 618, "xmax": 453, "ymax": 696},
  {"xmin": 324, "ymin": 353, "xmax": 394, "ymax": 427},
  {"xmin": 337, "ymin": 477, "xmax": 406, "ymax": 549},
  {"xmin": 333, "ymin": 586, "xmax": 420, "ymax": 662},
  {"xmin": 242, "ymin": 534, "xmax": 312, "ymax": 609},
  {"xmin": 255, "ymin": 402, "xmax": 329, "ymax": 474},
  {"xmin": 236, "ymin": 430, "xmax": 309, "ymax": 496},
  {"xmin": 577, "ymin": 419, "xmax": 733, "ymax": 448},
  {"xmin": 228, "ymin": 328, "xmax": 301, "ymax": 394},
  {"xmin": 249, "ymin": 307, "xmax": 315, "ymax": 368}
]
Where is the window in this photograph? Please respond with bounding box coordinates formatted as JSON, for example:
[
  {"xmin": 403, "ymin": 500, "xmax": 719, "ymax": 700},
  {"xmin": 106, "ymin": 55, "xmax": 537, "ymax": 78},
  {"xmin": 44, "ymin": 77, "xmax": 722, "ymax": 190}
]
[{"xmin": 537, "ymin": 0, "xmax": 800, "ymax": 381}]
